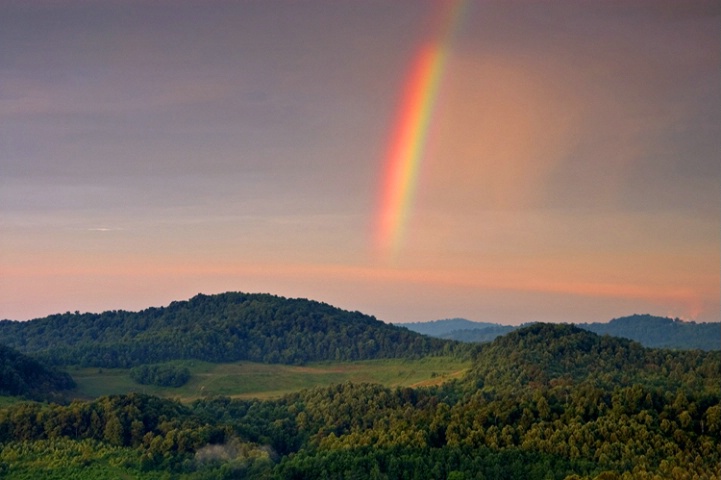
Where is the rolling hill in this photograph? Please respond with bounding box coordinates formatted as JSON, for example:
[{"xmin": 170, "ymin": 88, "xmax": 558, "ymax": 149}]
[
  {"xmin": 399, "ymin": 318, "xmax": 501, "ymax": 336},
  {"xmin": 0, "ymin": 343, "xmax": 75, "ymax": 400},
  {"xmin": 1, "ymin": 322, "xmax": 718, "ymax": 479},
  {"xmin": 462, "ymin": 322, "xmax": 719, "ymax": 393},
  {"xmin": 579, "ymin": 314, "xmax": 720, "ymax": 350},
  {"xmin": 0, "ymin": 292, "xmax": 462, "ymax": 368},
  {"xmin": 404, "ymin": 314, "xmax": 720, "ymax": 350}
]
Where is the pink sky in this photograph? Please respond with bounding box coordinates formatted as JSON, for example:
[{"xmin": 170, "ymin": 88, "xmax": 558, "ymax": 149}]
[{"xmin": 1, "ymin": 1, "xmax": 719, "ymax": 324}]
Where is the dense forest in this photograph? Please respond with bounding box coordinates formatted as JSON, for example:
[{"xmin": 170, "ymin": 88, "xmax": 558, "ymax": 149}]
[
  {"xmin": 579, "ymin": 314, "xmax": 720, "ymax": 351},
  {"xmin": 406, "ymin": 314, "xmax": 720, "ymax": 350},
  {"xmin": 0, "ymin": 343, "xmax": 75, "ymax": 401},
  {"xmin": 1, "ymin": 323, "xmax": 719, "ymax": 479},
  {"xmin": 0, "ymin": 292, "xmax": 461, "ymax": 367}
]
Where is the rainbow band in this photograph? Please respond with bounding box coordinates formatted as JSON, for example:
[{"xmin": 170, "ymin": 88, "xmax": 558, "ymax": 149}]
[{"xmin": 376, "ymin": 0, "xmax": 467, "ymax": 260}]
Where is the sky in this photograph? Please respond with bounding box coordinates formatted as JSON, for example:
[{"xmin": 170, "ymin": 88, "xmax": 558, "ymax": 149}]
[{"xmin": 1, "ymin": 0, "xmax": 719, "ymax": 325}]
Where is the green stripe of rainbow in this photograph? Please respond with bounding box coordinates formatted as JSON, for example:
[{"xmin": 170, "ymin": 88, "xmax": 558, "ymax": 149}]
[{"xmin": 375, "ymin": 0, "xmax": 468, "ymax": 260}]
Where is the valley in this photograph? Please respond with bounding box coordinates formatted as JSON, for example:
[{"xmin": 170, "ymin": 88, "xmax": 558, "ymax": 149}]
[
  {"xmin": 67, "ymin": 356, "xmax": 470, "ymax": 401},
  {"xmin": 0, "ymin": 292, "xmax": 719, "ymax": 479}
]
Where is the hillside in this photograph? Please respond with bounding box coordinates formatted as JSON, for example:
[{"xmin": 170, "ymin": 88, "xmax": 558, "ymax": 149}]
[
  {"xmin": 69, "ymin": 357, "xmax": 470, "ymax": 401},
  {"xmin": 579, "ymin": 314, "xmax": 720, "ymax": 351},
  {"xmin": 0, "ymin": 343, "xmax": 75, "ymax": 400},
  {"xmin": 1, "ymin": 323, "xmax": 719, "ymax": 479},
  {"xmin": 406, "ymin": 315, "xmax": 720, "ymax": 350},
  {"xmin": 438, "ymin": 325, "xmax": 515, "ymax": 342},
  {"xmin": 400, "ymin": 318, "xmax": 501, "ymax": 337},
  {"xmin": 0, "ymin": 292, "xmax": 461, "ymax": 368},
  {"xmin": 463, "ymin": 323, "xmax": 719, "ymax": 393}
]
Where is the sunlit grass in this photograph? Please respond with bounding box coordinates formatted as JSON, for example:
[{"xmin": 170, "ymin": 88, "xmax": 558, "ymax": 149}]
[
  {"xmin": 67, "ymin": 356, "xmax": 470, "ymax": 402},
  {"xmin": 0, "ymin": 396, "xmax": 26, "ymax": 408}
]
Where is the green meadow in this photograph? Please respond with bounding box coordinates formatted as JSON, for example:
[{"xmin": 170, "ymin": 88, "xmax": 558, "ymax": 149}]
[
  {"xmin": 0, "ymin": 396, "xmax": 25, "ymax": 408},
  {"xmin": 67, "ymin": 356, "xmax": 469, "ymax": 402}
]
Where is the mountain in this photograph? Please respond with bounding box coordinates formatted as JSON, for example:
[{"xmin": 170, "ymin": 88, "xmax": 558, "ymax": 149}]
[
  {"xmin": 579, "ymin": 314, "xmax": 720, "ymax": 351},
  {"xmin": 404, "ymin": 315, "xmax": 720, "ymax": 350},
  {"xmin": 400, "ymin": 318, "xmax": 501, "ymax": 337},
  {"xmin": 0, "ymin": 292, "xmax": 461, "ymax": 368},
  {"xmin": 0, "ymin": 343, "xmax": 75, "ymax": 400}
]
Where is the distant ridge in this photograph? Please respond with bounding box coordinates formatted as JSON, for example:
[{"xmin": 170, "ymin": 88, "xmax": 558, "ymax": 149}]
[
  {"xmin": 399, "ymin": 318, "xmax": 500, "ymax": 337},
  {"xmin": 579, "ymin": 314, "xmax": 720, "ymax": 351},
  {"xmin": 437, "ymin": 325, "xmax": 516, "ymax": 343},
  {"xmin": 0, "ymin": 292, "xmax": 461, "ymax": 368},
  {"xmin": 402, "ymin": 314, "xmax": 720, "ymax": 350}
]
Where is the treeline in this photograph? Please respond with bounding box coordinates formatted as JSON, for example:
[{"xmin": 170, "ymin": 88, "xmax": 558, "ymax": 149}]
[
  {"xmin": 579, "ymin": 314, "xmax": 720, "ymax": 351},
  {"xmin": 0, "ymin": 343, "xmax": 75, "ymax": 400},
  {"xmin": 462, "ymin": 323, "xmax": 719, "ymax": 394},
  {"xmin": 0, "ymin": 292, "xmax": 463, "ymax": 368},
  {"xmin": 0, "ymin": 393, "xmax": 244, "ymax": 478},
  {"xmin": 439, "ymin": 326, "xmax": 515, "ymax": 343},
  {"xmin": 219, "ymin": 381, "xmax": 719, "ymax": 479},
  {"xmin": 1, "ymin": 324, "xmax": 719, "ymax": 479},
  {"xmin": 400, "ymin": 318, "xmax": 501, "ymax": 337},
  {"xmin": 130, "ymin": 364, "xmax": 191, "ymax": 388},
  {"xmin": 409, "ymin": 314, "xmax": 720, "ymax": 351}
]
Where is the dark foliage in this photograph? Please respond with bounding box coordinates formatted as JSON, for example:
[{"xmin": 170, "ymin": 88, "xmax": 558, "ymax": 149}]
[
  {"xmin": 409, "ymin": 314, "xmax": 720, "ymax": 351},
  {"xmin": 579, "ymin": 314, "xmax": 721, "ymax": 351},
  {"xmin": 462, "ymin": 323, "xmax": 720, "ymax": 393},
  {"xmin": 0, "ymin": 324, "xmax": 719, "ymax": 479},
  {"xmin": 0, "ymin": 343, "xmax": 75, "ymax": 400},
  {"xmin": 130, "ymin": 364, "xmax": 192, "ymax": 388},
  {"xmin": 0, "ymin": 292, "xmax": 463, "ymax": 367}
]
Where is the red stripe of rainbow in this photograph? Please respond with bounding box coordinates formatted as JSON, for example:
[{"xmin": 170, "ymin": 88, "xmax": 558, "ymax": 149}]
[{"xmin": 375, "ymin": 0, "xmax": 468, "ymax": 260}]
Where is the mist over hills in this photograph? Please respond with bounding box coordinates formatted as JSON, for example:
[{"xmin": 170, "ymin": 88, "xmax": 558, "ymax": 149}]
[
  {"xmin": 400, "ymin": 319, "xmax": 516, "ymax": 344},
  {"xmin": 398, "ymin": 318, "xmax": 501, "ymax": 337},
  {"xmin": 402, "ymin": 314, "xmax": 720, "ymax": 350},
  {"xmin": 0, "ymin": 292, "xmax": 462, "ymax": 368}
]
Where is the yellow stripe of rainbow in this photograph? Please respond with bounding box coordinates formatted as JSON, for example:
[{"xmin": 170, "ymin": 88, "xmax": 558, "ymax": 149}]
[{"xmin": 375, "ymin": 0, "xmax": 468, "ymax": 261}]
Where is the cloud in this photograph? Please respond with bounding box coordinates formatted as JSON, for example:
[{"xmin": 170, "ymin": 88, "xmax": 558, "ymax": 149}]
[{"xmin": 0, "ymin": 1, "xmax": 717, "ymax": 325}]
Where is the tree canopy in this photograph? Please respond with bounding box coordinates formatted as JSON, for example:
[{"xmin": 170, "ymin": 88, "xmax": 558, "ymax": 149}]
[
  {"xmin": 1, "ymin": 323, "xmax": 719, "ymax": 479},
  {"xmin": 0, "ymin": 292, "xmax": 463, "ymax": 367},
  {"xmin": 0, "ymin": 343, "xmax": 75, "ymax": 400},
  {"xmin": 407, "ymin": 314, "xmax": 720, "ymax": 351}
]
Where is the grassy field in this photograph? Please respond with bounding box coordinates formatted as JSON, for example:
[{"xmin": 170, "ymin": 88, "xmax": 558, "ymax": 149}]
[
  {"xmin": 0, "ymin": 396, "xmax": 26, "ymax": 408},
  {"xmin": 67, "ymin": 356, "xmax": 470, "ymax": 402}
]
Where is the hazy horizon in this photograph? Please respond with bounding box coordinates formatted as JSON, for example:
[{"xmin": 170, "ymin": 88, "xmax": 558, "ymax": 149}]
[
  {"xmin": 8, "ymin": 290, "xmax": 720, "ymax": 326},
  {"xmin": 2, "ymin": 1, "xmax": 719, "ymax": 325}
]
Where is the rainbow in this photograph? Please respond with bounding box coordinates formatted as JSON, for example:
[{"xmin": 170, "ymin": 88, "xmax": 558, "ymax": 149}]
[{"xmin": 375, "ymin": 0, "xmax": 468, "ymax": 260}]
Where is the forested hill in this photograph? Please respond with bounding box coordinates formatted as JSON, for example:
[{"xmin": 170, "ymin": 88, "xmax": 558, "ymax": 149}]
[
  {"xmin": 0, "ymin": 292, "xmax": 459, "ymax": 368},
  {"xmin": 0, "ymin": 343, "xmax": 75, "ymax": 400},
  {"xmin": 405, "ymin": 314, "xmax": 720, "ymax": 350},
  {"xmin": 579, "ymin": 314, "xmax": 720, "ymax": 351},
  {"xmin": 1, "ymin": 323, "xmax": 718, "ymax": 478},
  {"xmin": 462, "ymin": 323, "xmax": 719, "ymax": 393},
  {"xmin": 400, "ymin": 318, "xmax": 501, "ymax": 337}
]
